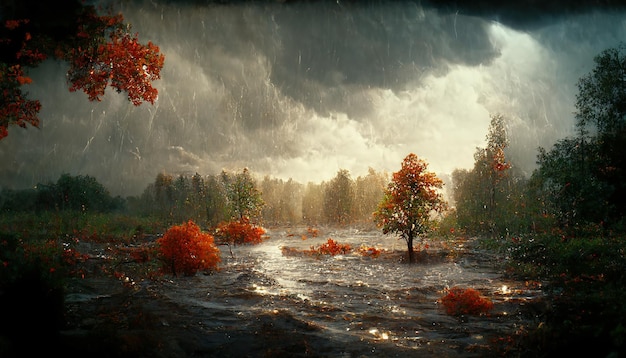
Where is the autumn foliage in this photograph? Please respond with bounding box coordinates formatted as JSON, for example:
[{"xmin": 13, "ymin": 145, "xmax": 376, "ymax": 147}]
[
  {"xmin": 157, "ymin": 220, "xmax": 220, "ymax": 276},
  {"xmin": 0, "ymin": 19, "xmax": 43, "ymax": 139},
  {"xmin": 65, "ymin": 11, "xmax": 164, "ymax": 105},
  {"xmin": 440, "ymin": 287, "xmax": 494, "ymax": 316},
  {"xmin": 374, "ymin": 153, "xmax": 447, "ymax": 263},
  {"xmin": 313, "ymin": 238, "xmax": 352, "ymax": 256},
  {"xmin": 280, "ymin": 238, "xmax": 353, "ymax": 257},
  {"xmin": 0, "ymin": 3, "xmax": 164, "ymax": 139},
  {"xmin": 216, "ymin": 217, "xmax": 267, "ymax": 245}
]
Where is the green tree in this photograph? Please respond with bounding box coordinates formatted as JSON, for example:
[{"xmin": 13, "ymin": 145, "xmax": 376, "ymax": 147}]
[
  {"xmin": 532, "ymin": 44, "xmax": 626, "ymax": 231},
  {"xmin": 576, "ymin": 44, "xmax": 626, "ymax": 137},
  {"xmin": 260, "ymin": 176, "xmax": 303, "ymax": 225},
  {"xmin": 452, "ymin": 114, "xmax": 520, "ymax": 238},
  {"xmin": 222, "ymin": 168, "xmax": 264, "ymax": 222},
  {"xmin": 575, "ymin": 43, "xmax": 626, "ymax": 225},
  {"xmin": 473, "ymin": 114, "xmax": 511, "ymax": 236},
  {"xmin": 281, "ymin": 178, "xmax": 303, "ymax": 225},
  {"xmin": 302, "ymin": 182, "xmax": 325, "ymax": 225},
  {"xmin": 190, "ymin": 172, "xmax": 207, "ymax": 224},
  {"xmin": 35, "ymin": 173, "xmax": 120, "ymax": 212},
  {"xmin": 353, "ymin": 168, "xmax": 388, "ymax": 224},
  {"xmin": 0, "ymin": 187, "xmax": 37, "ymax": 212},
  {"xmin": 324, "ymin": 169, "xmax": 354, "ymax": 225},
  {"xmin": 451, "ymin": 168, "xmax": 480, "ymax": 232},
  {"xmin": 204, "ymin": 174, "xmax": 228, "ymax": 227},
  {"xmin": 0, "ymin": 174, "xmax": 122, "ymax": 212},
  {"xmin": 154, "ymin": 172, "xmax": 174, "ymax": 219},
  {"xmin": 374, "ymin": 153, "xmax": 447, "ymax": 263},
  {"xmin": 171, "ymin": 175, "xmax": 193, "ymax": 223},
  {"xmin": 260, "ymin": 176, "xmax": 280, "ymax": 224},
  {"xmin": 532, "ymin": 137, "xmax": 609, "ymax": 228}
]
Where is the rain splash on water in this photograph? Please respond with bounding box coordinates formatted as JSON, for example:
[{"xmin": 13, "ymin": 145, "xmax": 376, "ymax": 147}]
[{"xmin": 160, "ymin": 227, "xmax": 544, "ymax": 356}]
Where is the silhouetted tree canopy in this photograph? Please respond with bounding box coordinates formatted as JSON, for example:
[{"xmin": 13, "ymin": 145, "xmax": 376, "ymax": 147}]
[{"xmin": 531, "ymin": 44, "xmax": 626, "ymax": 231}]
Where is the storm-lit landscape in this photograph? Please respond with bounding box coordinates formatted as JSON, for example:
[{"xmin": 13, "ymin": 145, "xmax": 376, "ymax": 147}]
[{"xmin": 1, "ymin": 0, "xmax": 626, "ymax": 357}]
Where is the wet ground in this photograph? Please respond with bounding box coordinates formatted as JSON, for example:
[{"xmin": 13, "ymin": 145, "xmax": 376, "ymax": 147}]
[{"xmin": 58, "ymin": 227, "xmax": 545, "ymax": 357}]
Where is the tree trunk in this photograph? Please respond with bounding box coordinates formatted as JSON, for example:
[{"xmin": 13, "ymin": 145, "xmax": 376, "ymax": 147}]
[{"xmin": 407, "ymin": 232, "xmax": 415, "ymax": 264}]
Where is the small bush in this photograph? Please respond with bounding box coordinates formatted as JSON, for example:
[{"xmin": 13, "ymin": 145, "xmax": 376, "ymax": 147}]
[
  {"xmin": 440, "ymin": 287, "xmax": 493, "ymax": 316},
  {"xmin": 313, "ymin": 238, "xmax": 351, "ymax": 256},
  {"xmin": 280, "ymin": 238, "xmax": 353, "ymax": 257},
  {"xmin": 216, "ymin": 217, "xmax": 266, "ymax": 245},
  {"xmin": 157, "ymin": 220, "xmax": 220, "ymax": 276}
]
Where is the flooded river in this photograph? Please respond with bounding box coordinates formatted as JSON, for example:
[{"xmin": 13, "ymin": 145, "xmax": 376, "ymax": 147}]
[{"xmin": 155, "ymin": 227, "xmax": 544, "ymax": 357}]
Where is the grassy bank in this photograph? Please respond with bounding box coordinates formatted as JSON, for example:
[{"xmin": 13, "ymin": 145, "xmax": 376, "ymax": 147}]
[{"xmin": 486, "ymin": 232, "xmax": 626, "ymax": 357}]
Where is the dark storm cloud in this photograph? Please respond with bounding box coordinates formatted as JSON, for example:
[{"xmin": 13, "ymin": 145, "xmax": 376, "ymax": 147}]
[
  {"xmin": 268, "ymin": 2, "xmax": 499, "ymax": 117},
  {"xmin": 131, "ymin": 0, "xmax": 502, "ymax": 118},
  {"xmin": 123, "ymin": 0, "xmax": 501, "ymax": 119},
  {"xmin": 0, "ymin": 0, "xmax": 625, "ymax": 195},
  {"xmin": 423, "ymin": 0, "xmax": 626, "ymax": 30},
  {"xmin": 145, "ymin": 0, "xmax": 626, "ymax": 119}
]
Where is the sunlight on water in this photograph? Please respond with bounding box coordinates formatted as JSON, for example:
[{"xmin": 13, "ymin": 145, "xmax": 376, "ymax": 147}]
[
  {"xmin": 369, "ymin": 328, "xmax": 390, "ymax": 340},
  {"xmin": 184, "ymin": 228, "xmax": 547, "ymax": 355}
]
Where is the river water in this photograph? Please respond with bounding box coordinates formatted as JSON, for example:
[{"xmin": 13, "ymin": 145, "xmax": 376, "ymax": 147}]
[{"xmin": 158, "ymin": 227, "xmax": 543, "ymax": 357}]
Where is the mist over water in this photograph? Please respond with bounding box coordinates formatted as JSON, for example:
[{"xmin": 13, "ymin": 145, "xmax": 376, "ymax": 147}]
[{"xmin": 0, "ymin": 1, "xmax": 625, "ymax": 196}]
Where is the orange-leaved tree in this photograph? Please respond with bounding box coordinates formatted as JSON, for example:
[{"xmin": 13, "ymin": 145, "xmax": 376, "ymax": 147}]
[
  {"xmin": 216, "ymin": 216, "xmax": 266, "ymax": 246},
  {"xmin": 0, "ymin": 1, "xmax": 165, "ymax": 139},
  {"xmin": 374, "ymin": 153, "xmax": 447, "ymax": 263},
  {"xmin": 157, "ymin": 220, "xmax": 220, "ymax": 276}
]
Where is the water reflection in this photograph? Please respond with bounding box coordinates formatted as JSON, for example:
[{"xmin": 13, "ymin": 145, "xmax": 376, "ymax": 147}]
[{"xmin": 165, "ymin": 227, "xmax": 544, "ymax": 356}]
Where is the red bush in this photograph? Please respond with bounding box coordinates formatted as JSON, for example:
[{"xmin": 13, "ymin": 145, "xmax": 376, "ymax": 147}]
[
  {"xmin": 280, "ymin": 238, "xmax": 352, "ymax": 257},
  {"xmin": 157, "ymin": 220, "xmax": 220, "ymax": 276},
  {"xmin": 313, "ymin": 238, "xmax": 351, "ymax": 256},
  {"xmin": 440, "ymin": 287, "xmax": 493, "ymax": 316},
  {"xmin": 216, "ymin": 217, "xmax": 266, "ymax": 245}
]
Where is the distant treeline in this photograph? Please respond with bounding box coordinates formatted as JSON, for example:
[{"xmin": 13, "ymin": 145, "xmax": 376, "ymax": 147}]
[
  {"xmin": 128, "ymin": 168, "xmax": 389, "ymax": 227},
  {"xmin": 0, "ymin": 174, "xmax": 124, "ymax": 213},
  {"xmin": 0, "ymin": 168, "xmax": 390, "ymax": 228}
]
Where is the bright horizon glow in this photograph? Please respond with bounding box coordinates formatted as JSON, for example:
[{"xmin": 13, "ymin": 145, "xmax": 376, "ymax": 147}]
[
  {"xmin": 0, "ymin": 3, "xmax": 622, "ymax": 196},
  {"xmin": 265, "ymin": 22, "xmax": 556, "ymax": 184}
]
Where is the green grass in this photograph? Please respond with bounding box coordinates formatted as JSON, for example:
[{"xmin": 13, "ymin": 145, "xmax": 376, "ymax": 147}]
[
  {"xmin": 494, "ymin": 232, "xmax": 626, "ymax": 357},
  {"xmin": 0, "ymin": 211, "xmax": 168, "ymax": 242}
]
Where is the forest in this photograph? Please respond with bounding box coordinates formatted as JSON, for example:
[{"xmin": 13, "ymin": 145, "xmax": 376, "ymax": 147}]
[
  {"xmin": 3, "ymin": 41, "xmax": 626, "ymax": 353},
  {"xmin": 1, "ymin": 0, "xmax": 626, "ymax": 354}
]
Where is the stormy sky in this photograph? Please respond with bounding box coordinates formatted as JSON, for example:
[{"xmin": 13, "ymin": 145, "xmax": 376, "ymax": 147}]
[{"xmin": 1, "ymin": 0, "xmax": 625, "ymax": 196}]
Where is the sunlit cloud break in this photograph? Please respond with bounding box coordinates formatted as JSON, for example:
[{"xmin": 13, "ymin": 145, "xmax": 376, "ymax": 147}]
[{"xmin": 0, "ymin": 1, "xmax": 624, "ymax": 196}]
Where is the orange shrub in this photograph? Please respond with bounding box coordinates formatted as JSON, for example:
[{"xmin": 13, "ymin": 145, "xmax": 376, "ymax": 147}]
[
  {"xmin": 313, "ymin": 238, "xmax": 351, "ymax": 256},
  {"xmin": 157, "ymin": 220, "xmax": 220, "ymax": 276},
  {"xmin": 358, "ymin": 245, "xmax": 382, "ymax": 258},
  {"xmin": 440, "ymin": 287, "xmax": 493, "ymax": 316},
  {"xmin": 280, "ymin": 238, "xmax": 352, "ymax": 257},
  {"xmin": 216, "ymin": 217, "xmax": 266, "ymax": 245}
]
